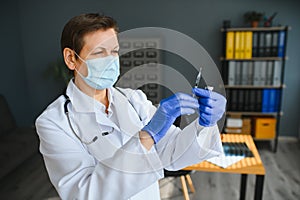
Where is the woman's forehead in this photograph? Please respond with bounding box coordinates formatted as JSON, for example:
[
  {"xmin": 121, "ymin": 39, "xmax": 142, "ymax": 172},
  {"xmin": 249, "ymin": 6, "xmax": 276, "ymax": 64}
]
[{"xmin": 82, "ymin": 28, "xmax": 118, "ymax": 51}]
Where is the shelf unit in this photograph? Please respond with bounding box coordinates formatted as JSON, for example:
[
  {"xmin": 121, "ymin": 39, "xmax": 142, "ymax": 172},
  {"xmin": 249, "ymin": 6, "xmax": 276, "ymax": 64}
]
[
  {"xmin": 221, "ymin": 26, "xmax": 289, "ymax": 152},
  {"xmin": 117, "ymin": 38, "xmax": 162, "ymax": 105}
]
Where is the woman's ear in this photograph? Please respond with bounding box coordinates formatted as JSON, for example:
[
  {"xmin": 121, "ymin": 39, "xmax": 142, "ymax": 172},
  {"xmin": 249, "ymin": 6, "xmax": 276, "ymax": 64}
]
[{"xmin": 63, "ymin": 48, "xmax": 77, "ymax": 70}]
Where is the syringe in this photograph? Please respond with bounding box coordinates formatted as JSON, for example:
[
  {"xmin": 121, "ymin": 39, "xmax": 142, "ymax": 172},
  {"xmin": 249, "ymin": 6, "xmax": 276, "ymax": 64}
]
[{"xmin": 192, "ymin": 67, "xmax": 203, "ymax": 98}]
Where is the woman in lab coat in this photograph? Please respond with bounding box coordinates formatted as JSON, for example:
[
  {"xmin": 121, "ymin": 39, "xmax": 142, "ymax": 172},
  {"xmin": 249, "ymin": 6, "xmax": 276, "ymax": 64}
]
[{"xmin": 36, "ymin": 13, "xmax": 226, "ymax": 200}]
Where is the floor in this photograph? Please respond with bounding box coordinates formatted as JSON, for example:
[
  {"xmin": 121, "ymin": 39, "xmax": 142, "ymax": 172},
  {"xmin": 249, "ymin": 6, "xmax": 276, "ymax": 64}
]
[{"xmin": 0, "ymin": 137, "xmax": 299, "ymax": 200}]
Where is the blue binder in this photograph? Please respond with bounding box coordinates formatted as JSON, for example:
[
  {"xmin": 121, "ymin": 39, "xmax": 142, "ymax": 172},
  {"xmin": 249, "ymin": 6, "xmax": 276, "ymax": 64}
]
[
  {"xmin": 262, "ymin": 89, "xmax": 270, "ymax": 112},
  {"xmin": 278, "ymin": 31, "xmax": 285, "ymax": 58}
]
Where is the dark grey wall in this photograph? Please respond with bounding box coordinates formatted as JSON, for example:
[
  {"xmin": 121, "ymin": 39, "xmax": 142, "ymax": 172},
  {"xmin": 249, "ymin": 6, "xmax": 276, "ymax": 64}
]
[
  {"xmin": 0, "ymin": 1, "xmax": 30, "ymax": 126},
  {"xmin": 2, "ymin": 0, "xmax": 299, "ymax": 136}
]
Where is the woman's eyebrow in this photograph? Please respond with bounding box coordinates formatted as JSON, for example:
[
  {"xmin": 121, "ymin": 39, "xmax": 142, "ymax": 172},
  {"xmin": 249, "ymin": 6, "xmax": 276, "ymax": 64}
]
[
  {"xmin": 92, "ymin": 46, "xmax": 105, "ymax": 51},
  {"xmin": 91, "ymin": 45, "xmax": 119, "ymax": 51}
]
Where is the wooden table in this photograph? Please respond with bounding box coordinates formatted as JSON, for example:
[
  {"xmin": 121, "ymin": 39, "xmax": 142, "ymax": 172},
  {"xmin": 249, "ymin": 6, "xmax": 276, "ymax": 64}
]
[{"xmin": 184, "ymin": 134, "xmax": 265, "ymax": 200}]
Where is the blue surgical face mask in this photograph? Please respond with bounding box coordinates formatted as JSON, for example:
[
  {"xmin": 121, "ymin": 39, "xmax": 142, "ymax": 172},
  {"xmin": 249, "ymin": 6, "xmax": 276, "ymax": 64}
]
[{"xmin": 74, "ymin": 52, "xmax": 120, "ymax": 90}]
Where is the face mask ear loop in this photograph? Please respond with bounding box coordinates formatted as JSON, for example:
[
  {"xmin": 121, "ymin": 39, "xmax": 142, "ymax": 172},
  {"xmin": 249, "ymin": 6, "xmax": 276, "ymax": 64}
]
[
  {"xmin": 73, "ymin": 50, "xmax": 86, "ymax": 63},
  {"xmin": 73, "ymin": 50, "xmax": 87, "ymax": 78}
]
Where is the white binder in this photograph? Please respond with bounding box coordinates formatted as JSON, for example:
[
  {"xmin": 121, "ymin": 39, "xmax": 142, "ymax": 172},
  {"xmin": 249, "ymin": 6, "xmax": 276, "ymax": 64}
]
[
  {"xmin": 273, "ymin": 61, "xmax": 282, "ymax": 86},
  {"xmin": 228, "ymin": 61, "xmax": 236, "ymax": 85}
]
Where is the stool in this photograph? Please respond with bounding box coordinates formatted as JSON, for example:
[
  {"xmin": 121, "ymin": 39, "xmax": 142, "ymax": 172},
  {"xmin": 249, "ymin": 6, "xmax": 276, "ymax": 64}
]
[{"xmin": 163, "ymin": 169, "xmax": 195, "ymax": 200}]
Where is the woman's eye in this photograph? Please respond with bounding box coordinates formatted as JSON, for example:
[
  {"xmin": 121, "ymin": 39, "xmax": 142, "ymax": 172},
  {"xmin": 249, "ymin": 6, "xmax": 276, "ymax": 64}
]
[
  {"xmin": 112, "ymin": 50, "xmax": 119, "ymax": 54},
  {"xmin": 93, "ymin": 51, "xmax": 103, "ymax": 55}
]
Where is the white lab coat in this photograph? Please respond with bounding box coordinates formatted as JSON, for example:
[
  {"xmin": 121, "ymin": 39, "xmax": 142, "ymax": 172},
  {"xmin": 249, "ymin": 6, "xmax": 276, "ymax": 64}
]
[{"xmin": 36, "ymin": 80, "xmax": 223, "ymax": 200}]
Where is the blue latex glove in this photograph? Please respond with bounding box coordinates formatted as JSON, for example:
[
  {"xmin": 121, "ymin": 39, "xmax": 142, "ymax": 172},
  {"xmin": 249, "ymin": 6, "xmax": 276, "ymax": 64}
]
[
  {"xmin": 192, "ymin": 88, "xmax": 227, "ymax": 127},
  {"xmin": 142, "ymin": 93, "xmax": 198, "ymax": 144}
]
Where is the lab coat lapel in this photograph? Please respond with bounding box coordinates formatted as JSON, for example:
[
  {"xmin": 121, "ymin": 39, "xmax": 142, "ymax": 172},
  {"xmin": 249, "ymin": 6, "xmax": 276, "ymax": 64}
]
[
  {"xmin": 113, "ymin": 89, "xmax": 143, "ymax": 144},
  {"xmin": 66, "ymin": 80, "xmax": 120, "ymax": 131},
  {"xmin": 95, "ymin": 112, "xmax": 120, "ymax": 132}
]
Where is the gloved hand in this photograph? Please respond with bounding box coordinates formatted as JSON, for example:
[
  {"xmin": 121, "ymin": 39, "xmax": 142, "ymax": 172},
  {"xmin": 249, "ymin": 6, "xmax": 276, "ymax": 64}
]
[
  {"xmin": 192, "ymin": 88, "xmax": 226, "ymax": 127},
  {"xmin": 142, "ymin": 93, "xmax": 198, "ymax": 144}
]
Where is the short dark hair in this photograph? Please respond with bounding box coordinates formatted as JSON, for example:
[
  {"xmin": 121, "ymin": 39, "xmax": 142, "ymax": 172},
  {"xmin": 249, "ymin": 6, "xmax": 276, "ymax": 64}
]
[{"xmin": 60, "ymin": 13, "xmax": 119, "ymax": 57}]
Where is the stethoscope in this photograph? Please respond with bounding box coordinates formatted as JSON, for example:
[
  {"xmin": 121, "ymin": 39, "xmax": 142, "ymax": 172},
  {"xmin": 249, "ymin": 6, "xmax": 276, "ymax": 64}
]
[{"xmin": 63, "ymin": 88, "xmax": 141, "ymax": 145}]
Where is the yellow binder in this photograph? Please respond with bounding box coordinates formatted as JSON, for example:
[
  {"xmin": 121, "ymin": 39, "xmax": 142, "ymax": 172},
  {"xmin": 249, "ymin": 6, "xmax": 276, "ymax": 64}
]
[
  {"xmin": 226, "ymin": 32, "xmax": 234, "ymax": 59},
  {"xmin": 234, "ymin": 32, "xmax": 241, "ymax": 59},
  {"xmin": 240, "ymin": 32, "xmax": 245, "ymax": 59},
  {"xmin": 244, "ymin": 31, "xmax": 253, "ymax": 59}
]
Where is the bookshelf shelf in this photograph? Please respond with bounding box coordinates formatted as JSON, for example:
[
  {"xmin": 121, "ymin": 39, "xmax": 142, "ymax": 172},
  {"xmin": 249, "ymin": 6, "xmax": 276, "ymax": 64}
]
[
  {"xmin": 220, "ymin": 57, "xmax": 284, "ymax": 61},
  {"xmin": 221, "ymin": 26, "xmax": 288, "ymax": 32},
  {"xmin": 221, "ymin": 25, "xmax": 289, "ymax": 152},
  {"xmin": 226, "ymin": 111, "xmax": 278, "ymax": 116},
  {"xmin": 224, "ymin": 85, "xmax": 283, "ymax": 89}
]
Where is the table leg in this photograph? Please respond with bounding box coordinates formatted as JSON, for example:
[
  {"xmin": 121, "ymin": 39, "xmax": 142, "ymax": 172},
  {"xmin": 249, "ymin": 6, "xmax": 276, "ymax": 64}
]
[
  {"xmin": 240, "ymin": 174, "xmax": 247, "ymax": 200},
  {"xmin": 180, "ymin": 175, "xmax": 190, "ymax": 200},
  {"xmin": 254, "ymin": 175, "xmax": 264, "ymax": 200}
]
